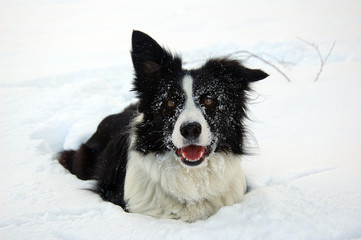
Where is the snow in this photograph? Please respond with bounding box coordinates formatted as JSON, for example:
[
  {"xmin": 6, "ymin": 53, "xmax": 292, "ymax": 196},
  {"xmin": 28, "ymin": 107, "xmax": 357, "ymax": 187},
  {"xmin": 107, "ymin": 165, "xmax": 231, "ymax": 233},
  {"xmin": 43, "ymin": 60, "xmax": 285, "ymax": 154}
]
[{"xmin": 1, "ymin": 0, "xmax": 361, "ymax": 239}]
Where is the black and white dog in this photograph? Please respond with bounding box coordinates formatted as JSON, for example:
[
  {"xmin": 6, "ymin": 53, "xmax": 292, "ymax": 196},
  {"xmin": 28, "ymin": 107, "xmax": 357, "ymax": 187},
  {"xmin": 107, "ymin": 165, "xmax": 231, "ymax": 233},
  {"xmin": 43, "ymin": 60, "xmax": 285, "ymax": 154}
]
[{"xmin": 58, "ymin": 30, "xmax": 268, "ymax": 222}]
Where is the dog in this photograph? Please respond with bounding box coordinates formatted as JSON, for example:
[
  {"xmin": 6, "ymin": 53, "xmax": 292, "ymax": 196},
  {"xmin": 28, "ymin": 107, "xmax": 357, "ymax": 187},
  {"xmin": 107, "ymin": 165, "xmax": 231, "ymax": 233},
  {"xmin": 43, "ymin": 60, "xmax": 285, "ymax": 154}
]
[{"xmin": 58, "ymin": 30, "xmax": 268, "ymax": 222}]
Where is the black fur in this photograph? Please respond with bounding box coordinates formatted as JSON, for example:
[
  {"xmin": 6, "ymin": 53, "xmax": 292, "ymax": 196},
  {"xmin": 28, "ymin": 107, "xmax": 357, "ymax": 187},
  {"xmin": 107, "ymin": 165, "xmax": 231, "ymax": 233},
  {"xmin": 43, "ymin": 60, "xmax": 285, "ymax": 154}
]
[
  {"xmin": 58, "ymin": 104, "xmax": 136, "ymax": 209},
  {"xmin": 57, "ymin": 30, "xmax": 268, "ymax": 212},
  {"xmin": 189, "ymin": 59, "xmax": 267, "ymax": 154}
]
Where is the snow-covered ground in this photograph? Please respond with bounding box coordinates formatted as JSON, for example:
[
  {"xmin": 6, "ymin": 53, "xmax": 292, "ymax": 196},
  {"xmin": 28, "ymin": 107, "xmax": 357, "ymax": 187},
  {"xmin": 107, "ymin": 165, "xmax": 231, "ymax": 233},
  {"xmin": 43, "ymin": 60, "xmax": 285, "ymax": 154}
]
[{"xmin": 1, "ymin": 0, "xmax": 361, "ymax": 239}]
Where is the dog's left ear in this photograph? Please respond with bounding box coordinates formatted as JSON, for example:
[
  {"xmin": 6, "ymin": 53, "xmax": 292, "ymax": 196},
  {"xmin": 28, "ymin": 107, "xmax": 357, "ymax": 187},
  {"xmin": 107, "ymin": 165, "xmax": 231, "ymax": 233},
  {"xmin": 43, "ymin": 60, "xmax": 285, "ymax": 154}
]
[
  {"xmin": 243, "ymin": 67, "xmax": 269, "ymax": 82},
  {"xmin": 203, "ymin": 58, "xmax": 268, "ymax": 83}
]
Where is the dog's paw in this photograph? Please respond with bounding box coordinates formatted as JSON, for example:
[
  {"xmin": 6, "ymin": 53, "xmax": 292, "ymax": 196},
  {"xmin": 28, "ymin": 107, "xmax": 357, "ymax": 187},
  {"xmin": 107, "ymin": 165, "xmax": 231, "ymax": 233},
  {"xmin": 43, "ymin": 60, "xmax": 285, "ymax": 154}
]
[{"xmin": 178, "ymin": 201, "xmax": 216, "ymax": 222}]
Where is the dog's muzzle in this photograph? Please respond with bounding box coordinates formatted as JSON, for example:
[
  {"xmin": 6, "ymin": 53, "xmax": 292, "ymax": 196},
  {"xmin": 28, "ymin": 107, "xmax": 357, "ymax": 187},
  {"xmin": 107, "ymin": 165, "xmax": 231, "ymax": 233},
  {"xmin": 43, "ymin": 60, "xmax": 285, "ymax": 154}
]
[{"xmin": 180, "ymin": 122, "xmax": 202, "ymax": 142}]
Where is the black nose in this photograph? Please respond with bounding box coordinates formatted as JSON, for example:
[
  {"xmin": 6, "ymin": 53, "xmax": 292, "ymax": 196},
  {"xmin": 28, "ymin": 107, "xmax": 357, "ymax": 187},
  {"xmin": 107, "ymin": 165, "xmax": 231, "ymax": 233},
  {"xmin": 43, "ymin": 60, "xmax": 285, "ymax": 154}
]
[{"xmin": 180, "ymin": 122, "xmax": 202, "ymax": 141}]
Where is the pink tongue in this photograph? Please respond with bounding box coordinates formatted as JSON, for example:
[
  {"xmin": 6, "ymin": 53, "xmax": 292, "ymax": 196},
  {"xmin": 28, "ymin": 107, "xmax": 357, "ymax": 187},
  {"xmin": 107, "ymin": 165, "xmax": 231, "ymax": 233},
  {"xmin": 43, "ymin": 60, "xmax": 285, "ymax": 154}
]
[{"xmin": 179, "ymin": 145, "xmax": 206, "ymax": 161}]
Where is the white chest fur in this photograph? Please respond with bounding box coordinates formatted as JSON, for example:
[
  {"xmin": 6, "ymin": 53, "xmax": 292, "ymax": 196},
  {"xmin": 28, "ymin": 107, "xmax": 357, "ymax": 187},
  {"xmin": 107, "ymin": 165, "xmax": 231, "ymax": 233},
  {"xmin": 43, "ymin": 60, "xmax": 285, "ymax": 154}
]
[{"xmin": 124, "ymin": 149, "xmax": 246, "ymax": 222}]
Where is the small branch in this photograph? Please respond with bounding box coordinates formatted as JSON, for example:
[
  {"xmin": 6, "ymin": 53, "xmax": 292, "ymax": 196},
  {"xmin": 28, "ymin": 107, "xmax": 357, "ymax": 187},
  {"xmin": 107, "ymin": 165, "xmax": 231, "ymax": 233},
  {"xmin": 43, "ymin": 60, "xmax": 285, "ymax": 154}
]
[
  {"xmin": 297, "ymin": 38, "xmax": 336, "ymax": 81},
  {"xmin": 184, "ymin": 50, "xmax": 293, "ymax": 82},
  {"xmin": 262, "ymin": 53, "xmax": 296, "ymax": 68},
  {"xmin": 184, "ymin": 38, "xmax": 335, "ymax": 83}
]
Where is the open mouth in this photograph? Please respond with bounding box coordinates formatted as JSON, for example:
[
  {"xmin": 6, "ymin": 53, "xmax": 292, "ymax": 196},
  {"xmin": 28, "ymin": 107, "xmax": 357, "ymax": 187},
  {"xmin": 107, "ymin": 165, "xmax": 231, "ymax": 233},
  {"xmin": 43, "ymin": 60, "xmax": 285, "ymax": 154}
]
[{"xmin": 176, "ymin": 145, "xmax": 209, "ymax": 167}]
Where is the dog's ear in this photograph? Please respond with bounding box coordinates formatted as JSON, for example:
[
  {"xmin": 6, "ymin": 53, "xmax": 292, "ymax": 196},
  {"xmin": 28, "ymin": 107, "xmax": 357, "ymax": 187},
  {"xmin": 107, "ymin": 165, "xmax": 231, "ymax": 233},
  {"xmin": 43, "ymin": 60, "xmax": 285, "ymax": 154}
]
[
  {"xmin": 243, "ymin": 67, "xmax": 269, "ymax": 82},
  {"xmin": 131, "ymin": 30, "xmax": 181, "ymax": 77},
  {"xmin": 131, "ymin": 31, "xmax": 182, "ymax": 113},
  {"xmin": 220, "ymin": 59, "xmax": 268, "ymax": 82},
  {"xmin": 203, "ymin": 58, "xmax": 268, "ymax": 83}
]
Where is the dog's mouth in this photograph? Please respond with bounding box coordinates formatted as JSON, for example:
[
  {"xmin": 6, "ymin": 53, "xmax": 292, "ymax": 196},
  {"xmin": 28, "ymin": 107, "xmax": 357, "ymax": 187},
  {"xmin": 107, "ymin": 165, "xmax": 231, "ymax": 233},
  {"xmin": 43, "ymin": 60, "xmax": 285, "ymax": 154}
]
[{"xmin": 176, "ymin": 145, "xmax": 210, "ymax": 167}]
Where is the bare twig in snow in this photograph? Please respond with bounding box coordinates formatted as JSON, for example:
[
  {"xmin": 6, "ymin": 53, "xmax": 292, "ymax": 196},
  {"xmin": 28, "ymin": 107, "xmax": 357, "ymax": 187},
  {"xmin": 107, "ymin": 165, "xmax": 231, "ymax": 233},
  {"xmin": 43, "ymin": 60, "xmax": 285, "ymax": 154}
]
[
  {"xmin": 184, "ymin": 38, "xmax": 335, "ymax": 83},
  {"xmin": 297, "ymin": 38, "xmax": 336, "ymax": 81},
  {"xmin": 261, "ymin": 53, "xmax": 296, "ymax": 69}
]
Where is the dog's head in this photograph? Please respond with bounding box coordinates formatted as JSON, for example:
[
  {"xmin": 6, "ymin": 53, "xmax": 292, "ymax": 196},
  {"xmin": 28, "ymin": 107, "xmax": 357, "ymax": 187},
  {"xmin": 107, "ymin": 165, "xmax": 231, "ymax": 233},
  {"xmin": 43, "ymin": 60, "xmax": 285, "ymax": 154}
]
[{"xmin": 131, "ymin": 30, "xmax": 268, "ymax": 167}]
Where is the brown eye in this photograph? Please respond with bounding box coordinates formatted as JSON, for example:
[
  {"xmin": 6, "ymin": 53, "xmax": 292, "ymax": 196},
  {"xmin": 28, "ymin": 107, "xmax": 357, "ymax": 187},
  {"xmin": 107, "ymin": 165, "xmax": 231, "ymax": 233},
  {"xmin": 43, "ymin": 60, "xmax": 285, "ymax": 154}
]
[
  {"xmin": 167, "ymin": 99, "xmax": 176, "ymax": 108},
  {"xmin": 203, "ymin": 97, "xmax": 214, "ymax": 107}
]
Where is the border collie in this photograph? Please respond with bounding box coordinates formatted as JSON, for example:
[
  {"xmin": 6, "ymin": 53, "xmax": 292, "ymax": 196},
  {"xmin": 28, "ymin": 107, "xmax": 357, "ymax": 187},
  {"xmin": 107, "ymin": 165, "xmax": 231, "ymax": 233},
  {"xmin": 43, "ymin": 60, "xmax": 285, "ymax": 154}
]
[{"xmin": 58, "ymin": 30, "xmax": 268, "ymax": 222}]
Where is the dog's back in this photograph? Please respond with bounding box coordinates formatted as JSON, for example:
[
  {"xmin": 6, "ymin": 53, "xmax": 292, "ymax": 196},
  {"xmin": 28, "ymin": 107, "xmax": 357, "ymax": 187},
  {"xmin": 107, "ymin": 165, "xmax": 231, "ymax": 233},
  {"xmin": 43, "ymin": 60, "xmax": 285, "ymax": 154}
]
[{"xmin": 58, "ymin": 104, "xmax": 137, "ymax": 180}]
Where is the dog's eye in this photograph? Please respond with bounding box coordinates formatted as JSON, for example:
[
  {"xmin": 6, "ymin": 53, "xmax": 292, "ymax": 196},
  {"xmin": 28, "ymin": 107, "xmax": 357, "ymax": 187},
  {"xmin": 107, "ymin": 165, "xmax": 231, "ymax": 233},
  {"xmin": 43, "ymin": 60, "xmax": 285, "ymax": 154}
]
[
  {"xmin": 166, "ymin": 99, "xmax": 176, "ymax": 108},
  {"xmin": 203, "ymin": 97, "xmax": 215, "ymax": 107}
]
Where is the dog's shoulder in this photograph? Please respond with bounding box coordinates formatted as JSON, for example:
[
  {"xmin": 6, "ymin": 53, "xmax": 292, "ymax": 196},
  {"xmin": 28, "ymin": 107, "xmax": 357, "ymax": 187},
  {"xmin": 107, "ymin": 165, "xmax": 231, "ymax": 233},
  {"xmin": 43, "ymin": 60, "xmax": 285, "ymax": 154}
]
[{"xmin": 92, "ymin": 122, "xmax": 132, "ymax": 209}]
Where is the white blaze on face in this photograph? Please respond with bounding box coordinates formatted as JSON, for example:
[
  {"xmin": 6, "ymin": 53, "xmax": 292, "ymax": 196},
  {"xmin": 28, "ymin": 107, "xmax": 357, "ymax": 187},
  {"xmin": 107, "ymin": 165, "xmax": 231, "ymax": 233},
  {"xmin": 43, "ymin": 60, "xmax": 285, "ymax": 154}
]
[{"xmin": 171, "ymin": 75, "xmax": 212, "ymax": 148}]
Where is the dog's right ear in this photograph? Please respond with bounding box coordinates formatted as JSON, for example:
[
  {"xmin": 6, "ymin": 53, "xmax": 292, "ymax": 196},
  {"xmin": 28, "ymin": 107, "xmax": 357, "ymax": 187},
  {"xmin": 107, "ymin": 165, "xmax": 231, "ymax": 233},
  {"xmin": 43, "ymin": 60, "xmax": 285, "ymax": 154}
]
[
  {"xmin": 131, "ymin": 31, "xmax": 182, "ymax": 113},
  {"xmin": 131, "ymin": 30, "xmax": 181, "ymax": 77}
]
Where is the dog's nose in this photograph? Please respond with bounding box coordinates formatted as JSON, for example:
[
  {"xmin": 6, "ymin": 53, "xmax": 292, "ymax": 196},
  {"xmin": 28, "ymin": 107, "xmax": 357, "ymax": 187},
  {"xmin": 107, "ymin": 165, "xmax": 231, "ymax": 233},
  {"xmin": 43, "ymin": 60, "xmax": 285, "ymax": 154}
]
[{"xmin": 180, "ymin": 122, "xmax": 202, "ymax": 141}]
